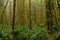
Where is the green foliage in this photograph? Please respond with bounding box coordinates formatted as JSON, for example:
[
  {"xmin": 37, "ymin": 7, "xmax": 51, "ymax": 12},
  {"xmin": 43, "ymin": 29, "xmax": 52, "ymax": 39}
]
[
  {"xmin": 53, "ymin": 24, "xmax": 60, "ymax": 31},
  {"xmin": 0, "ymin": 24, "xmax": 60, "ymax": 40}
]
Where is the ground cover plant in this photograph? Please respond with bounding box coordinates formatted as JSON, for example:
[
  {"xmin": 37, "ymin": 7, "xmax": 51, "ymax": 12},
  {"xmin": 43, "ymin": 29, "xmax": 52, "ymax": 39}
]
[{"xmin": 0, "ymin": 24, "xmax": 60, "ymax": 40}]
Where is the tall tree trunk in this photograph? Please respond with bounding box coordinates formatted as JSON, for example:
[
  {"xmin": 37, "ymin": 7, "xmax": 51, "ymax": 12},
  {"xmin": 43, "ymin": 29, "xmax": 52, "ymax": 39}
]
[
  {"xmin": 1, "ymin": 0, "xmax": 8, "ymax": 31},
  {"xmin": 29, "ymin": 0, "xmax": 32, "ymax": 29},
  {"xmin": 12, "ymin": 0, "xmax": 16, "ymax": 40},
  {"xmin": 0, "ymin": 0, "xmax": 4, "ymax": 24},
  {"xmin": 12, "ymin": 0, "xmax": 16, "ymax": 30},
  {"xmin": 22, "ymin": 0, "xmax": 25, "ymax": 25},
  {"xmin": 46, "ymin": 0, "xmax": 53, "ymax": 31},
  {"xmin": 9, "ymin": 1, "xmax": 12, "ymax": 26}
]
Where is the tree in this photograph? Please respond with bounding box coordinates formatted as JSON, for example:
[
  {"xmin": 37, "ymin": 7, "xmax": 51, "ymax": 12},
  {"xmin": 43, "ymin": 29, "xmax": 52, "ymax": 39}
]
[
  {"xmin": 29, "ymin": 0, "xmax": 32, "ymax": 29},
  {"xmin": 12, "ymin": 0, "xmax": 16, "ymax": 30},
  {"xmin": 0, "ymin": 0, "xmax": 4, "ymax": 24},
  {"xmin": 46, "ymin": 0, "xmax": 53, "ymax": 31},
  {"xmin": 57, "ymin": 0, "xmax": 60, "ymax": 24},
  {"xmin": 1, "ymin": 0, "xmax": 8, "ymax": 31},
  {"xmin": 57, "ymin": 0, "xmax": 60, "ymax": 11}
]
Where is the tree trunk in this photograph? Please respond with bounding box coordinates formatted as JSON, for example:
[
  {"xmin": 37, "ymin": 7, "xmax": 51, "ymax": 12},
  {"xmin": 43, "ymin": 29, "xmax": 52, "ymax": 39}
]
[
  {"xmin": 46, "ymin": 0, "xmax": 53, "ymax": 31},
  {"xmin": 29, "ymin": 0, "xmax": 32, "ymax": 29},
  {"xmin": 57, "ymin": 0, "xmax": 60, "ymax": 11},
  {"xmin": 12, "ymin": 0, "xmax": 16, "ymax": 30}
]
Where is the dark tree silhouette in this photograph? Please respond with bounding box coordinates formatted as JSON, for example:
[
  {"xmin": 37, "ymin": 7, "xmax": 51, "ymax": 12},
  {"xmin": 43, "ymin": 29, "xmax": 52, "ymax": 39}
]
[
  {"xmin": 12, "ymin": 0, "xmax": 16, "ymax": 30},
  {"xmin": 46, "ymin": 0, "xmax": 53, "ymax": 31}
]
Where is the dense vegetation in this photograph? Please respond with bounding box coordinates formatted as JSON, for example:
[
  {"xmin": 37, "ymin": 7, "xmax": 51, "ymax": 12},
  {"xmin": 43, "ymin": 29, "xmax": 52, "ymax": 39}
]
[
  {"xmin": 0, "ymin": 0, "xmax": 60, "ymax": 40},
  {"xmin": 0, "ymin": 24, "xmax": 60, "ymax": 40}
]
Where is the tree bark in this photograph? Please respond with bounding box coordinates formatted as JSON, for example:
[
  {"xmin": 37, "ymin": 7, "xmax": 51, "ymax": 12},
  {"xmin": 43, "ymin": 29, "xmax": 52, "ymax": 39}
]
[
  {"xmin": 12, "ymin": 0, "xmax": 16, "ymax": 30},
  {"xmin": 1, "ymin": 0, "xmax": 8, "ymax": 30},
  {"xmin": 46, "ymin": 0, "xmax": 53, "ymax": 30},
  {"xmin": 29, "ymin": 0, "xmax": 32, "ymax": 29}
]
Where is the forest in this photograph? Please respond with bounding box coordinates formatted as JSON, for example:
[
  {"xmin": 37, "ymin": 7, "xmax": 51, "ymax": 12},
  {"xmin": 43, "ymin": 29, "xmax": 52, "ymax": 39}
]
[{"xmin": 0, "ymin": 0, "xmax": 60, "ymax": 40}]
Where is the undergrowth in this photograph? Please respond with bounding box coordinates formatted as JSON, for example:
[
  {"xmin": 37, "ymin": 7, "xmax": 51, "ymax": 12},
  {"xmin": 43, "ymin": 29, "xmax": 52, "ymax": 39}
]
[{"xmin": 0, "ymin": 24, "xmax": 60, "ymax": 40}]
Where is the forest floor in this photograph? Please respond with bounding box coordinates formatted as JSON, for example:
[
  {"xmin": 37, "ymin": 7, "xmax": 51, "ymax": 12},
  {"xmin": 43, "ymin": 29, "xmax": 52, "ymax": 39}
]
[{"xmin": 0, "ymin": 24, "xmax": 60, "ymax": 40}]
